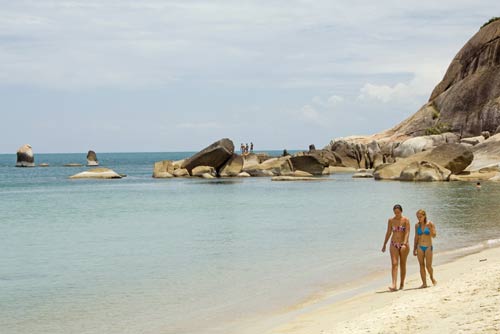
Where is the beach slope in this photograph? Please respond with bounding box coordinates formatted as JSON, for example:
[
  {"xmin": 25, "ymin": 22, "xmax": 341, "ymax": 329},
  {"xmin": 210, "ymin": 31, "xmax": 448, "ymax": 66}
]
[{"xmin": 270, "ymin": 247, "xmax": 500, "ymax": 334}]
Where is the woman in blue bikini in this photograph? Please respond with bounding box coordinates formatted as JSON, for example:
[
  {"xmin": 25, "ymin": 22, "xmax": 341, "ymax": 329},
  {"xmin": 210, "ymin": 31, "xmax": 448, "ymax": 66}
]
[
  {"xmin": 381, "ymin": 204, "xmax": 410, "ymax": 291},
  {"xmin": 413, "ymin": 209, "xmax": 437, "ymax": 288}
]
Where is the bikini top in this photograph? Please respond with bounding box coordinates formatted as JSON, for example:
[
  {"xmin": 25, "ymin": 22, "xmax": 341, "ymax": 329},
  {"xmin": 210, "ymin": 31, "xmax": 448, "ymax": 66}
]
[
  {"xmin": 417, "ymin": 225, "xmax": 431, "ymax": 236},
  {"xmin": 392, "ymin": 225, "xmax": 406, "ymax": 232}
]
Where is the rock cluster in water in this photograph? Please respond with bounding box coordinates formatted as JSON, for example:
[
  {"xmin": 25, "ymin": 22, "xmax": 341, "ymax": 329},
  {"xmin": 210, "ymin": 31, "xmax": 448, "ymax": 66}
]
[{"xmin": 152, "ymin": 138, "xmax": 331, "ymax": 180}]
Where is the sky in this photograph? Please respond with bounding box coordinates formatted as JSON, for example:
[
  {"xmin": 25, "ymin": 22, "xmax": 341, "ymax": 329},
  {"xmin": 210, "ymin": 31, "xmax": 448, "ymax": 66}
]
[{"xmin": 0, "ymin": 0, "xmax": 498, "ymax": 153}]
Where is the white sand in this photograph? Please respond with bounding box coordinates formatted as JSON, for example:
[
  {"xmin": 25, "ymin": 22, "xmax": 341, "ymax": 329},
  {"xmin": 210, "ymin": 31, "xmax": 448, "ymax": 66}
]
[{"xmin": 269, "ymin": 247, "xmax": 500, "ymax": 334}]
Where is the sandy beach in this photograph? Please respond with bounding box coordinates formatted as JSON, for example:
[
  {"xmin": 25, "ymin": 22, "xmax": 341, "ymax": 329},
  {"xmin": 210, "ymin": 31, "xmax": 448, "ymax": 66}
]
[{"xmin": 269, "ymin": 246, "xmax": 500, "ymax": 334}]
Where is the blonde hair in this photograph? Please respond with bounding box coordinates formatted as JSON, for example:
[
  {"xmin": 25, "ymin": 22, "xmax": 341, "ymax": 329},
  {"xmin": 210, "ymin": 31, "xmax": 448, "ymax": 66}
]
[{"xmin": 416, "ymin": 209, "xmax": 427, "ymax": 223}]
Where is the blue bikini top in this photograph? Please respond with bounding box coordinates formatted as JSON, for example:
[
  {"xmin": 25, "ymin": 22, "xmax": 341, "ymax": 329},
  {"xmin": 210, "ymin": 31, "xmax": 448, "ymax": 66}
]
[{"xmin": 417, "ymin": 225, "xmax": 431, "ymax": 236}]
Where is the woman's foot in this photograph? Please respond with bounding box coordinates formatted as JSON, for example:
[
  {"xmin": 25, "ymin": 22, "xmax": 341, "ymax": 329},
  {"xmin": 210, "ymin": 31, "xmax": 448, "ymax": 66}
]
[
  {"xmin": 431, "ymin": 278, "xmax": 437, "ymax": 286},
  {"xmin": 419, "ymin": 284, "xmax": 428, "ymax": 289},
  {"xmin": 399, "ymin": 284, "xmax": 404, "ymax": 290},
  {"xmin": 388, "ymin": 286, "xmax": 398, "ymax": 292}
]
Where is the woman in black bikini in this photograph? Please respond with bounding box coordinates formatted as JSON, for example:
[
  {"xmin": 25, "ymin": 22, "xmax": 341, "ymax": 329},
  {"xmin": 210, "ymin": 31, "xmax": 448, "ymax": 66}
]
[
  {"xmin": 381, "ymin": 204, "xmax": 410, "ymax": 291},
  {"xmin": 413, "ymin": 209, "xmax": 437, "ymax": 288}
]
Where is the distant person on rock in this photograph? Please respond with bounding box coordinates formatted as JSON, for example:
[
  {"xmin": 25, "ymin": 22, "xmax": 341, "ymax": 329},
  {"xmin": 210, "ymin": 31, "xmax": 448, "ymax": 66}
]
[
  {"xmin": 413, "ymin": 209, "xmax": 437, "ymax": 288},
  {"xmin": 250, "ymin": 142, "xmax": 254, "ymax": 152},
  {"xmin": 240, "ymin": 143, "xmax": 245, "ymax": 154},
  {"xmin": 245, "ymin": 143, "xmax": 249, "ymax": 154},
  {"xmin": 476, "ymin": 182, "xmax": 481, "ymax": 189},
  {"xmin": 282, "ymin": 149, "xmax": 289, "ymax": 156},
  {"xmin": 382, "ymin": 204, "xmax": 410, "ymax": 291}
]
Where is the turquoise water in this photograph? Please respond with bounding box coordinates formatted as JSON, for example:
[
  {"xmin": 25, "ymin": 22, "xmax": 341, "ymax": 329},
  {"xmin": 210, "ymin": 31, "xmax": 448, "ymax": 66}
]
[{"xmin": 1, "ymin": 152, "xmax": 500, "ymax": 334}]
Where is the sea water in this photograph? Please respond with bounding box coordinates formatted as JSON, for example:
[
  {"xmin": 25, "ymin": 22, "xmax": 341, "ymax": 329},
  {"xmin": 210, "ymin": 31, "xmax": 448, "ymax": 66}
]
[{"xmin": 1, "ymin": 152, "xmax": 500, "ymax": 334}]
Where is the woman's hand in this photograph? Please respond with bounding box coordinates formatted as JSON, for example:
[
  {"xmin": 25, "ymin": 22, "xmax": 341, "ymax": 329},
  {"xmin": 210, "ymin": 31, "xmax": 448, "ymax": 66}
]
[{"xmin": 382, "ymin": 245, "xmax": 386, "ymax": 253}]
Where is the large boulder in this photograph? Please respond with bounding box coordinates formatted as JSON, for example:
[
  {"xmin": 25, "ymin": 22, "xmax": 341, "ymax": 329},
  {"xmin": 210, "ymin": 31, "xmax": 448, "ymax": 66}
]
[
  {"xmin": 87, "ymin": 150, "xmax": 99, "ymax": 166},
  {"xmin": 465, "ymin": 133, "xmax": 500, "ymax": 171},
  {"xmin": 173, "ymin": 168, "xmax": 189, "ymax": 177},
  {"xmin": 153, "ymin": 160, "xmax": 175, "ymax": 178},
  {"xmin": 245, "ymin": 157, "xmax": 293, "ymax": 176},
  {"xmin": 328, "ymin": 140, "xmax": 361, "ymax": 168},
  {"xmin": 219, "ymin": 154, "xmax": 244, "ymax": 177},
  {"xmin": 290, "ymin": 155, "xmax": 325, "ymax": 175},
  {"xmin": 327, "ymin": 139, "xmax": 389, "ymax": 169},
  {"xmin": 393, "ymin": 133, "xmax": 459, "ymax": 158},
  {"xmin": 399, "ymin": 161, "xmax": 451, "ymax": 182},
  {"xmin": 181, "ymin": 138, "xmax": 234, "ymax": 173},
  {"xmin": 460, "ymin": 136, "xmax": 485, "ymax": 146},
  {"xmin": 298, "ymin": 149, "xmax": 341, "ymax": 167},
  {"xmin": 424, "ymin": 143, "xmax": 473, "ymax": 174},
  {"xmin": 242, "ymin": 153, "xmax": 260, "ymax": 171},
  {"xmin": 16, "ymin": 144, "xmax": 35, "ymax": 167},
  {"xmin": 191, "ymin": 166, "xmax": 216, "ymax": 177},
  {"xmin": 374, "ymin": 143, "xmax": 472, "ymax": 180},
  {"xmin": 69, "ymin": 168, "xmax": 123, "ymax": 179}
]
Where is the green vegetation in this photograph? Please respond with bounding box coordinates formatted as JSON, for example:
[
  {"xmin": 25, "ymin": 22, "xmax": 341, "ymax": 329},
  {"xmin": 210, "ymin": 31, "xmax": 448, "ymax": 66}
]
[
  {"xmin": 429, "ymin": 101, "xmax": 440, "ymax": 120},
  {"xmin": 481, "ymin": 17, "xmax": 500, "ymax": 29},
  {"xmin": 425, "ymin": 122, "xmax": 451, "ymax": 135},
  {"xmin": 431, "ymin": 110, "xmax": 440, "ymax": 120}
]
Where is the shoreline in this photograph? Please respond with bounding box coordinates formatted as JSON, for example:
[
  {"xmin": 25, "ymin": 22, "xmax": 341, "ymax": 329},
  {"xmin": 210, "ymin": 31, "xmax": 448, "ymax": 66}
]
[{"xmin": 264, "ymin": 240, "xmax": 500, "ymax": 334}]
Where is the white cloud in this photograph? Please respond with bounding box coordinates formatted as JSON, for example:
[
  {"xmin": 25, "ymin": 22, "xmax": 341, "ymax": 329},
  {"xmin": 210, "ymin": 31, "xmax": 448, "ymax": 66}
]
[
  {"xmin": 300, "ymin": 105, "xmax": 321, "ymax": 122},
  {"xmin": 358, "ymin": 68, "xmax": 444, "ymax": 103},
  {"xmin": 312, "ymin": 94, "xmax": 344, "ymax": 108}
]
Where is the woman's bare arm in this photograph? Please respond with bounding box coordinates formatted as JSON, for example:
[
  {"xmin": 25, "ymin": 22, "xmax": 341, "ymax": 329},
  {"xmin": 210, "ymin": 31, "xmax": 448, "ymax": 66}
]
[
  {"xmin": 430, "ymin": 221, "xmax": 437, "ymax": 238},
  {"xmin": 382, "ymin": 219, "xmax": 392, "ymax": 252},
  {"xmin": 413, "ymin": 224, "xmax": 419, "ymax": 255},
  {"xmin": 403, "ymin": 218, "xmax": 410, "ymax": 245}
]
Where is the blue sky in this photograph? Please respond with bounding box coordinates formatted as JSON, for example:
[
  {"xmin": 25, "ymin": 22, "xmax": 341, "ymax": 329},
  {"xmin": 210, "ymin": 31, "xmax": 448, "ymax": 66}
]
[{"xmin": 0, "ymin": 0, "xmax": 497, "ymax": 153}]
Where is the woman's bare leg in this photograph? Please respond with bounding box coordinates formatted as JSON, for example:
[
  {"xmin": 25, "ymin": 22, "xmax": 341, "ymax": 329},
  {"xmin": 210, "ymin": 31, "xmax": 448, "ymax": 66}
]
[
  {"xmin": 389, "ymin": 245, "xmax": 399, "ymax": 291},
  {"xmin": 425, "ymin": 248, "xmax": 436, "ymax": 285},
  {"xmin": 399, "ymin": 246, "xmax": 409, "ymax": 290},
  {"xmin": 417, "ymin": 248, "xmax": 427, "ymax": 288}
]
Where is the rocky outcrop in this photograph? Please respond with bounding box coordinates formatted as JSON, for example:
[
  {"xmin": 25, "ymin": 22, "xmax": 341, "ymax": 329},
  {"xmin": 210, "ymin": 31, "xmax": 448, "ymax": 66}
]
[
  {"xmin": 153, "ymin": 160, "xmax": 175, "ymax": 178},
  {"xmin": 219, "ymin": 154, "xmax": 244, "ymax": 177},
  {"xmin": 192, "ymin": 166, "xmax": 216, "ymax": 177},
  {"xmin": 383, "ymin": 20, "xmax": 500, "ymax": 139},
  {"xmin": 393, "ymin": 133, "xmax": 459, "ymax": 158},
  {"xmin": 460, "ymin": 136, "xmax": 485, "ymax": 146},
  {"xmin": 181, "ymin": 138, "xmax": 234, "ymax": 173},
  {"xmin": 465, "ymin": 133, "xmax": 500, "ymax": 171},
  {"xmin": 374, "ymin": 143, "xmax": 472, "ymax": 180},
  {"xmin": 399, "ymin": 161, "xmax": 451, "ymax": 182},
  {"xmin": 242, "ymin": 153, "xmax": 261, "ymax": 171},
  {"xmin": 289, "ymin": 155, "xmax": 325, "ymax": 175},
  {"xmin": 173, "ymin": 168, "xmax": 189, "ymax": 177},
  {"xmin": 327, "ymin": 166, "xmax": 357, "ymax": 173},
  {"xmin": 87, "ymin": 150, "xmax": 99, "ymax": 166},
  {"xmin": 69, "ymin": 168, "xmax": 123, "ymax": 179},
  {"xmin": 245, "ymin": 157, "xmax": 293, "ymax": 176},
  {"xmin": 423, "ymin": 143, "xmax": 473, "ymax": 174},
  {"xmin": 16, "ymin": 144, "xmax": 35, "ymax": 167},
  {"xmin": 326, "ymin": 139, "xmax": 386, "ymax": 169}
]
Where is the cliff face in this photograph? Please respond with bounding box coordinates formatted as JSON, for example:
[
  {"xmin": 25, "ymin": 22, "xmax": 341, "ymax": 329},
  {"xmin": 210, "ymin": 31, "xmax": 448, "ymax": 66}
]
[{"xmin": 386, "ymin": 20, "xmax": 500, "ymax": 139}]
